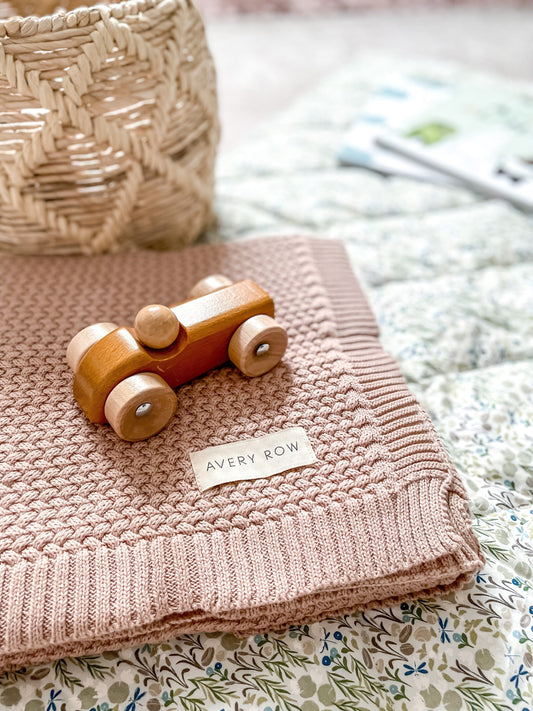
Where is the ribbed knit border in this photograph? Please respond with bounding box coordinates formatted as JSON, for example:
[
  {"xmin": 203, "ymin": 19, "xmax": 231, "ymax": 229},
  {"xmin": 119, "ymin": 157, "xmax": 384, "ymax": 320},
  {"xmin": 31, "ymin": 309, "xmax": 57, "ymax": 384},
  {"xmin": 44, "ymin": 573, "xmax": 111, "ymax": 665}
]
[
  {"xmin": 0, "ymin": 237, "xmax": 484, "ymax": 669},
  {"xmin": 0, "ymin": 477, "xmax": 481, "ymax": 669}
]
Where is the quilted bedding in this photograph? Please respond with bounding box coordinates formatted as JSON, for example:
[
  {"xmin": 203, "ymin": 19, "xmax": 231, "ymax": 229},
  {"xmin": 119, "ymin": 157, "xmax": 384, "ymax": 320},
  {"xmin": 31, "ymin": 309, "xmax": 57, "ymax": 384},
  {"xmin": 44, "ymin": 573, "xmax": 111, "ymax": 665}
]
[{"xmin": 1, "ymin": 55, "xmax": 532, "ymax": 711}]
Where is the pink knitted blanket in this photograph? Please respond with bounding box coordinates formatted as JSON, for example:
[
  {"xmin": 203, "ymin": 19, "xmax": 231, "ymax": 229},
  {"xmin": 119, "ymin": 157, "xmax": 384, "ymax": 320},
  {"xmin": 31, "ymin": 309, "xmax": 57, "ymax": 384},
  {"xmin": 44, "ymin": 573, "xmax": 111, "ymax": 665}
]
[{"xmin": 0, "ymin": 236, "xmax": 483, "ymax": 670}]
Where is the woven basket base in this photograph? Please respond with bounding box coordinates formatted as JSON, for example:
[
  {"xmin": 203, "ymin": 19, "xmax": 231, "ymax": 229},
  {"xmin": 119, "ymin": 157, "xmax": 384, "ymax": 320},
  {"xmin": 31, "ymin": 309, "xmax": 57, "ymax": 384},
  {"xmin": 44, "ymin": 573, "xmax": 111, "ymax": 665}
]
[{"xmin": 0, "ymin": 0, "xmax": 219, "ymax": 254}]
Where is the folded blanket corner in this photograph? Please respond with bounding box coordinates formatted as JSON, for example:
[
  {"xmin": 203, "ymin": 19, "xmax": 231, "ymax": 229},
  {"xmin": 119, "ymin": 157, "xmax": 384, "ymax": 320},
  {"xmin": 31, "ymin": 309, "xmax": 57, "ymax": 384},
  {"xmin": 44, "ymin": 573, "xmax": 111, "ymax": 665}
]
[{"xmin": 0, "ymin": 235, "xmax": 484, "ymax": 670}]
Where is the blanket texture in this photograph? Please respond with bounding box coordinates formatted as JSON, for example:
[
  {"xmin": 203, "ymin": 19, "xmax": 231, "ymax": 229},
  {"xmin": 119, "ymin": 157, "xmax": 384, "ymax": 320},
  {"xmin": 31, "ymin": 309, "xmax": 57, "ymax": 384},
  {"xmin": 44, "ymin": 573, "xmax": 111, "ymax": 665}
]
[{"xmin": 0, "ymin": 236, "xmax": 482, "ymax": 670}]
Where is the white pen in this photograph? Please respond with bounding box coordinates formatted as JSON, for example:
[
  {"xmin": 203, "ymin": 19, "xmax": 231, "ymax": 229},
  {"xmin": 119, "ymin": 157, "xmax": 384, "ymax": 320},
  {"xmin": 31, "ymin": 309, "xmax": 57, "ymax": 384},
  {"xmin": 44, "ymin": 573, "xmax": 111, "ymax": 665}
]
[{"xmin": 376, "ymin": 132, "xmax": 533, "ymax": 213}]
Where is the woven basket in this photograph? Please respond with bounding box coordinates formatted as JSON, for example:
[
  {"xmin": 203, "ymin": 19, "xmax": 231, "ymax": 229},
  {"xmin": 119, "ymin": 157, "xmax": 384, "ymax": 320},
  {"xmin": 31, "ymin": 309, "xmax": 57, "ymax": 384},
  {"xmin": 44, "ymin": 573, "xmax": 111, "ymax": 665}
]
[{"xmin": 0, "ymin": 0, "xmax": 219, "ymax": 254}]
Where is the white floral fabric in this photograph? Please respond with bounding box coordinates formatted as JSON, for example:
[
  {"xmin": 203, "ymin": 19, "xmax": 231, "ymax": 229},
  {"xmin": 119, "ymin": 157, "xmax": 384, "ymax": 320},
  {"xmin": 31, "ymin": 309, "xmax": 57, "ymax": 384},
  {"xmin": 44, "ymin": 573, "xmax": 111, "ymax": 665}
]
[{"xmin": 1, "ymin": 55, "xmax": 532, "ymax": 711}]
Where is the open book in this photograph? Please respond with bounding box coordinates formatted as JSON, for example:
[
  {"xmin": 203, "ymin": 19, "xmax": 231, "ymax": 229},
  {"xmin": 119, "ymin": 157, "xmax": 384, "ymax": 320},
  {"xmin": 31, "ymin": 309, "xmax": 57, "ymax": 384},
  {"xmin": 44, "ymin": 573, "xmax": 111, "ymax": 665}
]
[{"xmin": 339, "ymin": 71, "xmax": 533, "ymax": 212}]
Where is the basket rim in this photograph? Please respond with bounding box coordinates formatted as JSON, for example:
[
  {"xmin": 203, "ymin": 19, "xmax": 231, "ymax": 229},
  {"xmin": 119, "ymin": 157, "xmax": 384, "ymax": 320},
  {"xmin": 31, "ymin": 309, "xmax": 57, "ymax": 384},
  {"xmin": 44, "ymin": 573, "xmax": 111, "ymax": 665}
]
[{"xmin": 0, "ymin": 0, "xmax": 185, "ymax": 38}]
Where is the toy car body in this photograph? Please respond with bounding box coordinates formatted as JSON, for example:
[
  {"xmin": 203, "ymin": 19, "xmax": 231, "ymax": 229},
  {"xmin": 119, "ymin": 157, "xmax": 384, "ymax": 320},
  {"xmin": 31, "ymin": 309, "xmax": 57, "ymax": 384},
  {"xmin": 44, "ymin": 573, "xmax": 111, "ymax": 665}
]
[{"xmin": 67, "ymin": 276, "xmax": 287, "ymax": 441}]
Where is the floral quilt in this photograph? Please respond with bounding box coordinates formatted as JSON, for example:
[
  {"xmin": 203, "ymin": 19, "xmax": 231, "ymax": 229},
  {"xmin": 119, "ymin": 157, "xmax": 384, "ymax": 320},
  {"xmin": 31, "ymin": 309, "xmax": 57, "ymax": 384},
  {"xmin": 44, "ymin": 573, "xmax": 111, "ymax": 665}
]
[{"xmin": 1, "ymin": 55, "xmax": 532, "ymax": 711}]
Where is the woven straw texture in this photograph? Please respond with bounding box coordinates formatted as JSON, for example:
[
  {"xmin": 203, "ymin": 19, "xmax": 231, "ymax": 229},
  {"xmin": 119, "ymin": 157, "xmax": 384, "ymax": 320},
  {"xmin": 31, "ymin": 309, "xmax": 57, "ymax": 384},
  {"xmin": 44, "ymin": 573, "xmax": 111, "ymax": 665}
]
[
  {"xmin": 0, "ymin": 236, "xmax": 483, "ymax": 670},
  {"xmin": 0, "ymin": 0, "xmax": 219, "ymax": 254}
]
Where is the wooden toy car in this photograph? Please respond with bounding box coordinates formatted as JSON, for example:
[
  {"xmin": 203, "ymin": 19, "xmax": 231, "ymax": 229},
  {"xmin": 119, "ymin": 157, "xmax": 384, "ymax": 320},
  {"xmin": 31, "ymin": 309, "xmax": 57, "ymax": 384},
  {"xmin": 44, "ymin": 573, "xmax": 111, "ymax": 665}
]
[{"xmin": 67, "ymin": 275, "xmax": 288, "ymax": 441}]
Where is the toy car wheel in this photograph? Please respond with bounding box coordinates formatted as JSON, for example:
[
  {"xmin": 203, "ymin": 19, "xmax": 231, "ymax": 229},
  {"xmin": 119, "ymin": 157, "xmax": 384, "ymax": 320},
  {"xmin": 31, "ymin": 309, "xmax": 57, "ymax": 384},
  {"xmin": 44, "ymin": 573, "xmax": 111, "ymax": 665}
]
[
  {"xmin": 228, "ymin": 314, "xmax": 288, "ymax": 377},
  {"xmin": 104, "ymin": 372, "xmax": 177, "ymax": 441},
  {"xmin": 187, "ymin": 274, "xmax": 233, "ymax": 299},
  {"xmin": 66, "ymin": 322, "xmax": 118, "ymax": 372}
]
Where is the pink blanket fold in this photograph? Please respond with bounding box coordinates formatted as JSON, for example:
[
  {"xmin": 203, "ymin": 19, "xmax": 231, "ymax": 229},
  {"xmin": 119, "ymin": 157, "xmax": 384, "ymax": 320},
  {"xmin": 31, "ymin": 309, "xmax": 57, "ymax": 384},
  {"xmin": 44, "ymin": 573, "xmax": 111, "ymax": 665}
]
[{"xmin": 0, "ymin": 236, "xmax": 483, "ymax": 670}]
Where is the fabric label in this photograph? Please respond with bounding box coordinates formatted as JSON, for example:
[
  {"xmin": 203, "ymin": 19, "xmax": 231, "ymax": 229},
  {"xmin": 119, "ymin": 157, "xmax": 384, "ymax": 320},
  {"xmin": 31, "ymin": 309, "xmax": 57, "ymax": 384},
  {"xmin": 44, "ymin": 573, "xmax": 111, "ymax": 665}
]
[{"xmin": 190, "ymin": 427, "xmax": 317, "ymax": 492}]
